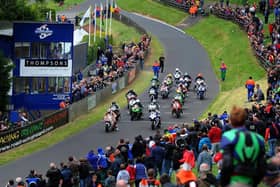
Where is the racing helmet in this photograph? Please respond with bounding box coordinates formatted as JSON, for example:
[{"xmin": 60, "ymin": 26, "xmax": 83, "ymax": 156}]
[
  {"xmin": 167, "ymin": 73, "xmax": 172, "ymax": 77},
  {"xmin": 112, "ymin": 101, "xmax": 116, "ymax": 105},
  {"xmin": 175, "ymin": 68, "xmax": 179, "ymax": 72},
  {"xmin": 197, "ymin": 73, "xmax": 202, "ymax": 77},
  {"xmin": 184, "ymin": 72, "xmax": 189, "ymax": 76}
]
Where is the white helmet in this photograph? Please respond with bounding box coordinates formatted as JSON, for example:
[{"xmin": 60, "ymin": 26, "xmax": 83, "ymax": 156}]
[{"xmin": 175, "ymin": 68, "xmax": 179, "ymax": 72}]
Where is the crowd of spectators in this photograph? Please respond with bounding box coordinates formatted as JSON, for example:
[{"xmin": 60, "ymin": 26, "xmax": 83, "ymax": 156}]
[
  {"xmin": 70, "ymin": 34, "xmax": 151, "ymax": 102},
  {"xmin": 209, "ymin": 2, "xmax": 280, "ymax": 68}
]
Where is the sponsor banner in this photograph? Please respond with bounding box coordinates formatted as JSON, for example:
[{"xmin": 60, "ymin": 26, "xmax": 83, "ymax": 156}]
[
  {"xmin": 14, "ymin": 22, "xmax": 73, "ymax": 42},
  {"xmin": 128, "ymin": 68, "xmax": 136, "ymax": 84},
  {"xmin": 0, "ymin": 109, "xmax": 69, "ymax": 152},
  {"xmin": 43, "ymin": 109, "xmax": 68, "ymax": 128},
  {"xmin": 88, "ymin": 94, "xmax": 97, "ymax": 111},
  {"xmin": 20, "ymin": 59, "xmax": 72, "ymax": 77}
]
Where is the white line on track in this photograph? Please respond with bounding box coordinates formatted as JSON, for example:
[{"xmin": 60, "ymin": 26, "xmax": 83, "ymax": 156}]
[{"xmin": 132, "ymin": 12, "xmax": 186, "ymax": 34}]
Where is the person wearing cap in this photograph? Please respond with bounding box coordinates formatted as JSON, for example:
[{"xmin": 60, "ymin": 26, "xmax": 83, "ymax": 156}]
[
  {"xmin": 220, "ymin": 61, "xmax": 227, "ymax": 81},
  {"xmin": 220, "ymin": 106, "xmax": 266, "ymax": 187},
  {"xmin": 263, "ymin": 162, "xmax": 280, "ymax": 187}
]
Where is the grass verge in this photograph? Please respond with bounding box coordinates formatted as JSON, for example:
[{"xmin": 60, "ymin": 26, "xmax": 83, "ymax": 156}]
[
  {"xmin": 186, "ymin": 15, "xmax": 265, "ymax": 92},
  {"xmin": 0, "ymin": 31, "xmax": 164, "ymax": 166},
  {"xmin": 185, "ymin": 15, "xmax": 266, "ymax": 117},
  {"xmin": 46, "ymin": 0, "xmax": 86, "ymax": 11},
  {"xmin": 117, "ymin": 0, "xmax": 188, "ymax": 25}
]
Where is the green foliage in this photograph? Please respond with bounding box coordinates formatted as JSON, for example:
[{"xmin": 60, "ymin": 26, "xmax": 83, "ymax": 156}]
[{"xmin": 0, "ymin": 51, "xmax": 14, "ymax": 111}]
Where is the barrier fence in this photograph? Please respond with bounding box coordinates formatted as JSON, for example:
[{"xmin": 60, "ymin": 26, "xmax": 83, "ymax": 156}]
[{"xmin": 0, "ymin": 13, "xmax": 149, "ymax": 153}]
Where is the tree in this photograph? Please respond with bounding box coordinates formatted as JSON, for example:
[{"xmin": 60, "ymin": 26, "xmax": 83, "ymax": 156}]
[{"xmin": 0, "ymin": 51, "xmax": 14, "ymax": 111}]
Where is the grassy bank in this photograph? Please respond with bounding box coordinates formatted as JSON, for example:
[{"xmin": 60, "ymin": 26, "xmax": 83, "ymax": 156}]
[
  {"xmin": 117, "ymin": 0, "xmax": 187, "ymax": 25},
  {"xmin": 186, "ymin": 16, "xmax": 266, "ymax": 116},
  {"xmin": 0, "ymin": 25, "xmax": 164, "ymax": 166},
  {"xmin": 46, "ymin": 0, "xmax": 85, "ymax": 11},
  {"xmin": 186, "ymin": 16, "xmax": 265, "ymax": 91}
]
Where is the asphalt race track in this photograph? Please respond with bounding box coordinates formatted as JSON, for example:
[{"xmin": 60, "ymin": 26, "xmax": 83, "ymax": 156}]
[{"xmin": 0, "ymin": 4, "xmax": 219, "ymax": 184}]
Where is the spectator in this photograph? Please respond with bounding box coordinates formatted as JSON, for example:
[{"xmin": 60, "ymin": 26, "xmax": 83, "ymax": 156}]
[
  {"xmin": 254, "ymin": 84, "xmax": 265, "ymax": 102},
  {"xmin": 46, "ymin": 162, "xmax": 63, "ymax": 187},
  {"xmin": 5, "ymin": 179, "xmax": 14, "ymax": 187},
  {"xmin": 245, "ymin": 76, "xmax": 256, "ymax": 102},
  {"xmin": 79, "ymin": 158, "xmax": 90, "ymax": 187},
  {"xmin": 160, "ymin": 173, "xmax": 176, "ymax": 187},
  {"xmin": 220, "ymin": 61, "xmax": 227, "ymax": 81},
  {"xmin": 198, "ymin": 133, "xmax": 212, "ymax": 152},
  {"xmin": 15, "ymin": 177, "xmax": 25, "ymax": 187},
  {"xmin": 263, "ymin": 161, "xmax": 280, "ymax": 187},
  {"xmin": 116, "ymin": 179, "xmax": 129, "ymax": 187},
  {"xmin": 135, "ymin": 157, "xmax": 147, "ymax": 187},
  {"xmin": 139, "ymin": 168, "xmax": 160, "ymax": 187},
  {"xmin": 265, "ymin": 120, "xmax": 280, "ymax": 157},
  {"xmin": 67, "ymin": 156, "xmax": 80, "ymax": 187},
  {"xmin": 197, "ymin": 144, "xmax": 212, "ymax": 172},
  {"xmin": 220, "ymin": 106, "xmax": 266, "ymax": 187},
  {"xmin": 208, "ymin": 121, "xmax": 222, "ymax": 156},
  {"xmin": 116, "ymin": 163, "xmax": 130, "ymax": 185},
  {"xmin": 159, "ymin": 55, "xmax": 165, "ymax": 73},
  {"xmin": 60, "ymin": 162, "xmax": 73, "ymax": 187},
  {"xmin": 104, "ymin": 170, "xmax": 116, "ymax": 187},
  {"xmin": 197, "ymin": 163, "xmax": 218, "ymax": 187},
  {"xmin": 126, "ymin": 159, "xmax": 136, "ymax": 187},
  {"xmin": 150, "ymin": 140, "xmax": 165, "ymax": 176},
  {"xmin": 25, "ymin": 170, "xmax": 41, "ymax": 186},
  {"xmin": 152, "ymin": 60, "xmax": 160, "ymax": 78}
]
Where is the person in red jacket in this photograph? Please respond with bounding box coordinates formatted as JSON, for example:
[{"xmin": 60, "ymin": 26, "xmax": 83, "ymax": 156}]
[
  {"xmin": 126, "ymin": 159, "xmax": 136, "ymax": 187},
  {"xmin": 208, "ymin": 122, "xmax": 222, "ymax": 156}
]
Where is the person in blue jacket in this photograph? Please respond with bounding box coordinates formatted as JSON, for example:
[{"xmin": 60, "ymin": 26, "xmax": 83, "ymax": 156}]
[{"xmin": 198, "ymin": 132, "xmax": 212, "ymax": 153}]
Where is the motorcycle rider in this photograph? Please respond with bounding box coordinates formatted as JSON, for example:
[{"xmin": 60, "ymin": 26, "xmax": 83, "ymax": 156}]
[
  {"xmin": 151, "ymin": 76, "xmax": 160, "ymax": 88},
  {"xmin": 104, "ymin": 109, "xmax": 118, "ymax": 130},
  {"xmin": 126, "ymin": 89, "xmax": 138, "ymax": 98},
  {"xmin": 110, "ymin": 101, "xmax": 120, "ymax": 120},
  {"xmin": 149, "ymin": 84, "xmax": 159, "ymax": 100},
  {"xmin": 195, "ymin": 73, "xmax": 205, "ymax": 82},
  {"xmin": 149, "ymin": 99, "xmax": 160, "ymax": 112},
  {"xmin": 174, "ymin": 68, "xmax": 182, "ymax": 77},
  {"xmin": 183, "ymin": 72, "xmax": 192, "ymax": 88}
]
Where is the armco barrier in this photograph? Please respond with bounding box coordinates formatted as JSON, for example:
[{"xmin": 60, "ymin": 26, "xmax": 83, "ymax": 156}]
[
  {"xmin": 0, "ymin": 12, "xmax": 149, "ymax": 152},
  {"xmin": 68, "ymin": 96, "xmax": 89, "ymax": 121},
  {"xmin": 0, "ymin": 109, "xmax": 68, "ymax": 152}
]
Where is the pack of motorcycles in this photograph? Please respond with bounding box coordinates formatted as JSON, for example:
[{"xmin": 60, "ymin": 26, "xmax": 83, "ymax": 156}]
[{"xmin": 104, "ymin": 69, "xmax": 207, "ymax": 132}]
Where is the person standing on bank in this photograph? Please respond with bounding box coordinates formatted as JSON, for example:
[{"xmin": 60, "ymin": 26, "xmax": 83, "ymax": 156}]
[
  {"xmin": 220, "ymin": 60, "xmax": 227, "ymax": 81},
  {"xmin": 159, "ymin": 55, "xmax": 165, "ymax": 73}
]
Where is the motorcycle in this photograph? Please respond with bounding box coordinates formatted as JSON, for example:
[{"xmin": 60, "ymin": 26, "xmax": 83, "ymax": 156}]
[
  {"xmin": 130, "ymin": 103, "xmax": 143, "ymax": 120},
  {"xmin": 104, "ymin": 112, "xmax": 117, "ymax": 132},
  {"xmin": 174, "ymin": 72, "xmax": 181, "ymax": 84},
  {"xmin": 149, "ymin": 87, "xmax": 158, "ymax": 102},
  {"xmin": 151, "ymin": 79, "xmax": 159, "ymax": 88},
  {"xmin": 184, "ymin": 77, "xmax": 192, "ymax": 90},
  {"xmin": 197, "ymin": 84, "xmax": 206, "ymax": 100},
  {"xmin": 160, "ymin": 86, "xmax": 169, "ymax": 99},
  {"xmin": 171, "ymin": 99, "xmax": 183, "ymax": 118},
  {"xmin": 149, "ymin": 110, "xmax": 161, "ymax": 130},
  {"xmin": 174, "ymin": 93, "xmax": 184, "ymax": 105}
]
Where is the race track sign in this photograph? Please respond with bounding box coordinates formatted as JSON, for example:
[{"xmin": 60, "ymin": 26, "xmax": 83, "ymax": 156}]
[{"xmin": 20, "ymin": 59, "xmax": 72, "ymax": 77}]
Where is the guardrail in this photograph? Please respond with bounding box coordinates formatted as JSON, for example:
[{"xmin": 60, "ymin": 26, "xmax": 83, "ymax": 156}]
[
  {"xmin": 0, "ymin": 13, "xmax": 149, "ymax": 153},
  {"xmin": 155, "ymin": 0, "xmax": 190, "ymax": 11}
]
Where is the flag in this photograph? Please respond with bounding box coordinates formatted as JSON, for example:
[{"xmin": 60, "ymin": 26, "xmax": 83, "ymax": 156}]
[
  {"xmin": 100, "ymin": 3, "xmax": 103, "ymax": 39},
  {"xmin": 94, "ymin": 4, "xmax": 97, "ymax": 42},
  {"xmin": 79, "ymin": 6, "xmax": 91, "ymax": 27}
]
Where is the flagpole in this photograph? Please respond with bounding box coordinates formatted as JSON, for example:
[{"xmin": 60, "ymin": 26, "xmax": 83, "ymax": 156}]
[
  {"xmin": 105, "ymin": 0, "xmax": 108, "ymax": 38},
  {"xmin": 94, "ymin": 4, "xmax": 97, "ymax": 42},
  {"xmin": 89, "ymin": 5, "xmax": 92, "ymax": 46},
  {"xmin": 109, "ymin": 0, "xmax": 113, "ymax": 36},
  {"xmin": 100, "ymin": 3, "xmax": 102, "ymax": 39}
]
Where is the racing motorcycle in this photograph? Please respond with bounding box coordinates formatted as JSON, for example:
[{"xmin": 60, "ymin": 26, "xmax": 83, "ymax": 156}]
[
  {"xmin": 109, "ymin": 104, "xmax": 121, "ymax": 121},
  {"xmin": 104, "ymin": 111, "xmax": 117, "ymax": 132},
  {"xmin": 197, "ymin": 83, "xmax": 206, "ymax": 100},
  {"xmin": 148, "ymin": 103, "xmax": 161, "ymax": 130},
  {"xmin": 160, "ymin": 85, "xmax": 169, "ymax": 99},
  {"xmin": 174, "ymin": 72, "xmax": 181, "ymax": 84},
  {"xmin": 149, "ymin": 87, "xmax": 158, "ymax": 102},
  {"xmin": 171, "ymin": 99, "xmax": 183, "ymax": 118},
  {"xmin": 130, "ymin": 101, "xmax": 143, "ymax": 120},
  {"xmin": 126, "ymin": 91, "xmax": 137, "ymax": 110}
]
